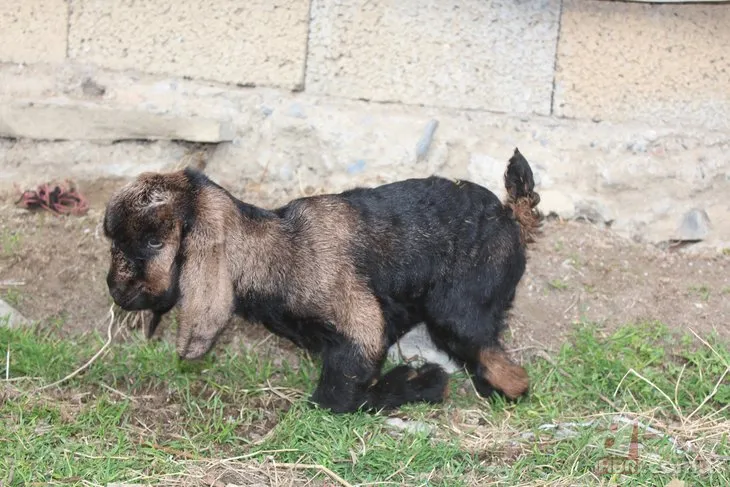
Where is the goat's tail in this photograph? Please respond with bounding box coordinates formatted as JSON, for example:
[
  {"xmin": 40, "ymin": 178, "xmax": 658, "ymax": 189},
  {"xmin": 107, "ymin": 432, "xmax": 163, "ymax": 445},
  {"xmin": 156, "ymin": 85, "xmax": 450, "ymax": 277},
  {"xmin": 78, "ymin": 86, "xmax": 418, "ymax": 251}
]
[{"xmin": 504, "ymin": 148, "xmax": 543, "ymax": 245}]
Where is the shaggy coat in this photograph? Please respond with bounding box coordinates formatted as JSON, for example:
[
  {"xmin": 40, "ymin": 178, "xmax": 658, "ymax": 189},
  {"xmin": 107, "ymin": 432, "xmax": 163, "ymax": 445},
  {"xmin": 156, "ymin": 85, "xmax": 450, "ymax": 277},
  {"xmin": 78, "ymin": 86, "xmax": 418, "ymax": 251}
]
[{"xmin": 103, "ymin": 148, "xmax": 542, "ymax": 413}]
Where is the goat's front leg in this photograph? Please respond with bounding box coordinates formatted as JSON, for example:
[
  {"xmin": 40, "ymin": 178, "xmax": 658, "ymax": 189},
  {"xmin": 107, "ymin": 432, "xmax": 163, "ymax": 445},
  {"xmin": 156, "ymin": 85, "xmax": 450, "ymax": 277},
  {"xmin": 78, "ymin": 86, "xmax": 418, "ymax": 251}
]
[
  {"xmin": 310, "ymin": 287, "xmax": 387, "ymax": 413},
  {"xmin": 311, "ymin": 339, "xmax": 383, "ymax": 413}
]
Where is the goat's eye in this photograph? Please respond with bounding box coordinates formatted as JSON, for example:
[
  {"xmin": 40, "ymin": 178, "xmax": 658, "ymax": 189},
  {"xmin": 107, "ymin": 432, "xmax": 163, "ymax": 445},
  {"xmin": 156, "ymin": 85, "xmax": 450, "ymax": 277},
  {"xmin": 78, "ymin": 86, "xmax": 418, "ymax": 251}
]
[{"xmin": 147, "ymin": 239, "xmax": 163, "ymax": 250}]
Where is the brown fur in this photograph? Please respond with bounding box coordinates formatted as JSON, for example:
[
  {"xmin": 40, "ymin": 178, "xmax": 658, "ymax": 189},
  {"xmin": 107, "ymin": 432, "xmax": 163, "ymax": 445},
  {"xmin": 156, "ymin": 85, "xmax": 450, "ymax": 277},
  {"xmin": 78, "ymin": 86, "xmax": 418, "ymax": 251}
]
[
  {"xmin": 174, "ymin": 187, "xmax": 236, "ymax": 357},
  {"xmin": 478, "ymin": 348, "xmax": 530, "ymax": 399},
  {"xmin": 143, "ymin": 221, "xmax": 181, "ymax": 297},
  {"xmin": 105, "ymin": 173, "xmax": 385, "ymax": 361},
  {"xmin": 503, "ymin": 147, "xmax": 543, "ymax": 246},
  {"xmin": 508, "ymin": 197, "xmax": 542, "ymax": 245}
]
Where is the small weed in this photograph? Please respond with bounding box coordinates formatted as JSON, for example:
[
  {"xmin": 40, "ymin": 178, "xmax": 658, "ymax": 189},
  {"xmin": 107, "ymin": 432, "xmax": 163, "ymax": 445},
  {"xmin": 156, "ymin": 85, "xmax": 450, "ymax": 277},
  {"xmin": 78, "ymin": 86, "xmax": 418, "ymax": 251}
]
[
  {"xmin": 548, "ymin": 279, "xmax": 569, "ymax": 291},
  {"xmin": 722, "ymin": 248, "xmax": 730, "ymax": 256},
  {"xmin": 3, "ymin": 288, "xmax": 23, "ymax": 307},
  {"xmin": 688, "ymin": 285, "xmax": 711, "ymax": 302},
  {"xmin": 1, "ymin": 229, "xmax": 22, "ymax": 256},
  {"xmin": 568, "ymin": 253, "xmax": 583, "ymax": 268}
]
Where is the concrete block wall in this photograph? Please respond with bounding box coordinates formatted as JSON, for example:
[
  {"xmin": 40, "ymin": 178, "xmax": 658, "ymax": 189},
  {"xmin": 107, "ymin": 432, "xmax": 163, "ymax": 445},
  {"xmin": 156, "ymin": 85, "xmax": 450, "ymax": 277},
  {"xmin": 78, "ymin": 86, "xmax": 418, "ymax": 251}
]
[
  {"xmin": 3, "ymin": 0, "xmax": 728, "ymax": 126},
  {"xmin": 1, "ymin": 0, "xmax": 729, "ymax": 245}
]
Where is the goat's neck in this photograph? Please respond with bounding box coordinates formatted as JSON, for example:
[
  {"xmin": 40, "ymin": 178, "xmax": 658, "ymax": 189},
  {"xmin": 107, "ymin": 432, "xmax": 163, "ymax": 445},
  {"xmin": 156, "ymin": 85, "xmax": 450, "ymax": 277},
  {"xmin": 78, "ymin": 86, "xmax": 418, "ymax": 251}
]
[{"xmin": 227, "ymin": 197, "xmax": 292, "ymax": 293}]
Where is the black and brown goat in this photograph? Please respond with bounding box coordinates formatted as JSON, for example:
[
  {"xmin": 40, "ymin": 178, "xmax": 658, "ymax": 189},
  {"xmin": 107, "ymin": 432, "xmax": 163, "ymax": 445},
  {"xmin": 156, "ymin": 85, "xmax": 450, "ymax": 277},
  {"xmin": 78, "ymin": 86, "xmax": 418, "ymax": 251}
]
[{"xmin": 103, "ymin": 148, "xmax": 542, "ymax": 413}]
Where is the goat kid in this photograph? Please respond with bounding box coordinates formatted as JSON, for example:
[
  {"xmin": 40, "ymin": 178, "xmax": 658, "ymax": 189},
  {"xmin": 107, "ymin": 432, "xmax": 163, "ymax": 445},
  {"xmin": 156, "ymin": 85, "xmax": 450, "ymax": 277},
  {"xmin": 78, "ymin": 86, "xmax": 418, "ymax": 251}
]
[{"xmin": 103, "ymin": 148, "xmax": 542, "ymax": 413}]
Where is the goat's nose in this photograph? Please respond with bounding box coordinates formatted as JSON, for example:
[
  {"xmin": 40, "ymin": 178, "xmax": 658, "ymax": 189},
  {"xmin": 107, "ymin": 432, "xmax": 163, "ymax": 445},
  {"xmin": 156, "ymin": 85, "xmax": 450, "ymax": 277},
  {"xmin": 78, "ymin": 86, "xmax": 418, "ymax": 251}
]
[{"xmin": 106, "ymin": 273, "xmax": 127, "ymax": 297}]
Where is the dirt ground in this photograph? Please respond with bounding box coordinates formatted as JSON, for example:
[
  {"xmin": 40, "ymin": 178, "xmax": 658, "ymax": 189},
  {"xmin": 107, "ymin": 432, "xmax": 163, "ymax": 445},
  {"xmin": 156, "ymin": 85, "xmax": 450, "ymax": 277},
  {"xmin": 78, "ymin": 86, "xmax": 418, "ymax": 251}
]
[{"xmin": 1, "ymin": 177, "xmax": 728, "ymax": 357}]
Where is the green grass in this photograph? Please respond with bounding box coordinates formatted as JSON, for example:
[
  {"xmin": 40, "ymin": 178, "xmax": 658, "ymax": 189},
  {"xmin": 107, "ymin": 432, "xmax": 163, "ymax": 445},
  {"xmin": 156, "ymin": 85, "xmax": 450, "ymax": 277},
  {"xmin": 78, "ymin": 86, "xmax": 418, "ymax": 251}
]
[
  {"xmin": 3, "ymin": 289, "xmax": 23, "ymax": 307},
  {"xmin": 689, "ymin": 285, "xmax": 712, "ymax": 302},
  {"xmin": 1, "ymin": 229, "xmax": 22, "ymax": 256},
  {"xmin": 548, "ymin": 279, "xmax": 569, "ymax": 291},
  {"xmin": 1, "ymin": 315, "xmax": 728, "ymax": 486}
]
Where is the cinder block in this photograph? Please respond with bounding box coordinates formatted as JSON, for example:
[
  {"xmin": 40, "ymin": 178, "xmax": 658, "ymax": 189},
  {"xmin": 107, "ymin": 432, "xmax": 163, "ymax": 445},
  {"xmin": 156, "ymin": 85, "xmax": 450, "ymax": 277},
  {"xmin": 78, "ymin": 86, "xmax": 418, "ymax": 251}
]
[
  {"xmin": 555, "ymin": 0, "xmax": 730, "ymax": 130},
  {"xmin": 307, "ymin": 0, "xmax": 561, "ymax": 115},
  {"xmin": 68, "ymin": 0, "xmax": 311, "ymax": 89},
  {"xmin": 0, "ymin": 0, "xmax": 67, "ymax": 64}
]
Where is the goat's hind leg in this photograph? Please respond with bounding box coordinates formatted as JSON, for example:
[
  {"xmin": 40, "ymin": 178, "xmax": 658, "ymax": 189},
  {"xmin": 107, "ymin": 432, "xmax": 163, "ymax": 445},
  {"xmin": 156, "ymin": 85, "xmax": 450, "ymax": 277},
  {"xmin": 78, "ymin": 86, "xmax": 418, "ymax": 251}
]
[
  {"xmin": 310, "ymin": 289, "xmax": 449, "ymax": 413},
  {"xmin": 473, "ymin": 344, "xmax": 529, "ymax": 401},
  {"xmin": 368, "ymin": 361, "xmax": 450, "ymax": 410},
  {"xmin": 310, "ymin": 319, "xmax": 448, "ymax": 412},
  {"xmin": 310, "ymin": 338, "xmax": 449, "ymax": 413},
  {"xmin": 426, "ymin": 301, "xmax": 529, "ymax": 401}
]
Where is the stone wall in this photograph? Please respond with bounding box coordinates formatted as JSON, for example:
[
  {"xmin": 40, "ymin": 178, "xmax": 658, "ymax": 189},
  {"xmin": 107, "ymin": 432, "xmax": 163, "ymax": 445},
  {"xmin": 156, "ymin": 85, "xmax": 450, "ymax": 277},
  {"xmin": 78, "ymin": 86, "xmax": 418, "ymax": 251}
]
[{"xmin": 1, "ymin": 0, "xmax": 729, "ymax": 245}]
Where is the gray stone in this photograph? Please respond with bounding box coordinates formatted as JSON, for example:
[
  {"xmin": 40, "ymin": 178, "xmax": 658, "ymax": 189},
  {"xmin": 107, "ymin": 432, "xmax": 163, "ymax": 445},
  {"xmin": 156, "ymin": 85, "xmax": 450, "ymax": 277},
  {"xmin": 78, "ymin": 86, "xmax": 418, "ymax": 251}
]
[
  {"xmin": 0, "ymin": 298, "xmax": 30, "ymax": 328},
  {"xmin": 678, "ymin": 208, "xmax": 712, "ymax": 240},
  {"xmin": 81, "ymin": 78, "xmax": 106, "ymax": 98},
  {"xmin": 387, "ymin": 324, "xmax": 460, "ymax": 373},
  {"xmin": 384, "ymin": 417, "xmax": 433, "ymax": 436},
  {"xmin": 574, "ymin": 199, "xmax": 614, "ymax": 224},
  {"xmin": 415, "ymin": 119, "xmax": 439, "ymax": 161},
  {"xmin": 286, "ymin": 103, "xmax": 307, "ymax": 119},
  {"xmin": 0, "ymin": 138, "xmax": 187, "ymax": 190},
  {"xmin": 538, "ymin": 190, "xmax": 576, "ymax": 219},
  {"xmin": 467, "ymin": 153, "xmax": 510, "ymax": 196}
]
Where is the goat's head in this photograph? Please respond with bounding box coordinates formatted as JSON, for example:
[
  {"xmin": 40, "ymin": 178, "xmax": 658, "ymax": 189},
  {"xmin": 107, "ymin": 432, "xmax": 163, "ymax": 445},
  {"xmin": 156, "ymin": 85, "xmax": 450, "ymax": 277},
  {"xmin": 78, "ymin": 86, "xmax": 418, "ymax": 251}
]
[{"xmin": 103, "ymin": 169, "xmax": 235, "ymax": 359}]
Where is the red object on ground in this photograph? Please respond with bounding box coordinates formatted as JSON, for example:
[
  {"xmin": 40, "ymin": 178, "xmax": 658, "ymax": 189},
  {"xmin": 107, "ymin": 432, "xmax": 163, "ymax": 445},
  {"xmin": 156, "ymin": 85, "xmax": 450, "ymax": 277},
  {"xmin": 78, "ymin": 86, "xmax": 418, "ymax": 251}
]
[{"xmin": 15, "ymin": 181, "xmax": 90, "ymax": 216}]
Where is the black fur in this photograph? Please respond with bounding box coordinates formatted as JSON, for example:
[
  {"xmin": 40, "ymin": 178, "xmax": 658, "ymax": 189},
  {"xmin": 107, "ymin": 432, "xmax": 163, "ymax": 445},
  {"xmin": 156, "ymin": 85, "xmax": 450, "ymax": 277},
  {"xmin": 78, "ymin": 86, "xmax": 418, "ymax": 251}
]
[
  {"xmin": 220, "ymin": 161, "xmax": 533, "ymax": 410},
  {"xmin": 341, "ymin": 176, "xmax": 529, "ymax": 402},
  {"xmin": 108, "ymin": 148, "xmax": 541, "ymax": 413}
]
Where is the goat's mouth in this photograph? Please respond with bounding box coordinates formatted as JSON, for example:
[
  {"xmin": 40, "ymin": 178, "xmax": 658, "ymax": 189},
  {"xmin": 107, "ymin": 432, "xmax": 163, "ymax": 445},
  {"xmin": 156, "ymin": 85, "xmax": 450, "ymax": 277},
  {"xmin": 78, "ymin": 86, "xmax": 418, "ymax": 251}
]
[{"xmin": 109, "ymin": 288, "xmax": 148, "ymax": 311}]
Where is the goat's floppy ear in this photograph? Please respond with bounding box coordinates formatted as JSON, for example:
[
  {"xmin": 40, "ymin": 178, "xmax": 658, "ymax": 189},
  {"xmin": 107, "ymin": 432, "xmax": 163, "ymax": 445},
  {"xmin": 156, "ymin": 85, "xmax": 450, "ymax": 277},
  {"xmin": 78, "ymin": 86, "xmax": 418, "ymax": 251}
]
[{"xmin": 174, "ymin": 187, "xmax": 236, "ymax": 359}]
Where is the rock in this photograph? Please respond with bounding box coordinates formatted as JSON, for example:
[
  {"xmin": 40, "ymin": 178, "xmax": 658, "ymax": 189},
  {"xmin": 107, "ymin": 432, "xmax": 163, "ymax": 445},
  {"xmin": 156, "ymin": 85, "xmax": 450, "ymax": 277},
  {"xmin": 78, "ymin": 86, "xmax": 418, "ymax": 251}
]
[
  {"xmin": 678, "ymin": 208, "xmax": 712, "ymax": 240},
  {"xmin": 575, "ymin": 199, "xmax": 613, "ymax": 224},
  {"xmin": 387, "ymin": 324, "xmax": 460, "ymax": 373},
  {"xmin": 81, "ymin": 78, "xmax": 106, "ymax": 97},
  {"xmin": 467, "ymin": 153, "xmax": 509, "ymax": 194},
  {"xmin": 286, "ymin": 102, "xmax": 307, "ymax": 119},
  {"xmin": 530, "ymin": 163, "xmax": 552, "ymax": 188},
  {"xmin": 0, "ymin": 298, "xmax": 30, "ymax": 328},
  {"xmin": 385, "ymin": 417, "xmax": 433, "ymax": 435},
  {"xmin": 415, "ymin": 119, "xmax": 439, "ymax": 161},
  {"xmin": 626, "ymin": 139, "xmax": 648, "ymax": 153},
  {"xmin": 537, "ymin": 190, "xmax": 575, "ymax": 219},
  {"xmin": 347, "ymin": 159, "xmax": 367, "ymax": 174}
]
